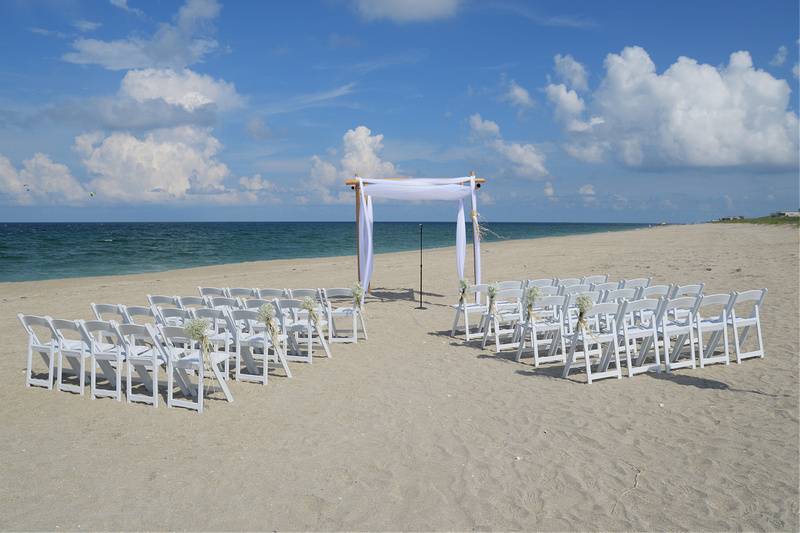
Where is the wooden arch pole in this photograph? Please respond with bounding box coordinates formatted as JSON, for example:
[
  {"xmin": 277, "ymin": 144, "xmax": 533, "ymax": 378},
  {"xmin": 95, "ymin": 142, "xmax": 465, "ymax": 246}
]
[{"xmin": 469, "ymin": 170, "xmax": 480, "ymax": 286}]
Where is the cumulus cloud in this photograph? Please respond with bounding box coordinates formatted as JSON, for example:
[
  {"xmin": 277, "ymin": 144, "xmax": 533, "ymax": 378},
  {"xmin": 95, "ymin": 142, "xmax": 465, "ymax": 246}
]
[
  {"xmin": 543, "ymin": 181, "xmax": 555, "ymax": 198},
  {"xmin": 469, "ymin": 114, "xmax": 548, "ymax": 179},
  {"xmin": 354, "ymin": 0, "xmax": 460, "ymax": 22},
  {"xmin": 578, "ymin": 183, "xmax": 596, "ymax": 204},
  {"xmin": 794, "ymin": 63, "xmax": 799, "ymax": 79},
  {"xmin": 549, "ymin": 46, "xmax": 799, "ymax": 169},
  {"xmin": 246, "ymin": 117, "xmax": 271, "ymax": 140},
  {"xmin": 502, "ymin": 80, "xmax": 535, "ymax": 109},
  {"xmin": 110, "ymin": 0, "xmax": 145, "ymax": 17},
  {"xmin": 73, "ymin": 20, "xmax": 102, "ymax": 33},
  {"xmin": 469, "ymin": 113, "xmax": 500, "ymax": 138},
  {"xmin": 770, "ymin": 45, "xmax": 787, "ymax": 67},
  {"xmin": 308, "ymin": 125, "xmax": 397, "ymax": 204},
  {"xmin": 0, "ymin": 153, "xmax": 87, "ymax": 205},
  {"xmin": 554, "ymin": 53, "xmax": 588, "ymax": 91},
  {"xmin": 75, "ymin": 126, "xmax": 235, "ymax": 202},
  {"xmin": 120, "ymin": 68, "xmax": 243, "ymax": 111},
  {"xmin": 64, "ymin": 0, "xmax": 221, "ymax": 70}
]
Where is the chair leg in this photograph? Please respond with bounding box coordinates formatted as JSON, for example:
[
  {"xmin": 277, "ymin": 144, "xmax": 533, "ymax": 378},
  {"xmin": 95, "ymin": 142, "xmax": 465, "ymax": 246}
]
[
  {"xmin": 732, "ymin": 317, "xmax": 742, "ymax": 364},
  {"xmin": 90, "ymin": 356, "xmax": 97, "ymax": 400},
  {"xmin": 451, "ymin": 306, "xmax": 461, "ymax": 337},
  {"xmin": 359, "ymin": 312, "xmax": 368, "ymax": 340}
]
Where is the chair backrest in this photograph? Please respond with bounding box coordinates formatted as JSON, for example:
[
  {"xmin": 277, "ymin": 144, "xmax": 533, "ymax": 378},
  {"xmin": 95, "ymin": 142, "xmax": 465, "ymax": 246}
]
[
  {"xmin": 623, "ymin": 298, "xmax": 661, "ymax": 321},
  {"xmin": 122, "ymin": 305, "xmax": 156, "ymax": 325},
  {"xmin": 230, "ymin": 309, "xmax": 262, "ymax": 337},
  {"xmin": 620, "ymin": 277, "xmax": 652, "ymax": 289},
  {"xmin": 639, "ymin": 284, "xmax": 671, "ymax": 299},
  {"xmin": 159, "ymin": 307, "xmax": 192, "ymax": 326},
  {"xmin": 565, "ymin": 291, "xmax": 602, "ymax": 309},
  {"xmin": 585, "ymin": 302, "xmax": 626, "ymax": 329},
  {"xmin": 535, "ymin": 295, "xmax": 566, "ymax": 316},
  {"xmin": 177, "ymin": 296, "xmax": 206, "ymax": 309},
  {"xmin": 158, "ymin": 325, "xmax": 193, "ymax": 348},
  {"xmin": 18, "ymin": 314, "xmax": 57, "ymax": 345},
  {"xmin": 244, "ymin": 298, "xmax": 272, "ymax": 310},
  {"xmin": 525, "ymin": 278, "xmax": 554, "ymax": 288},
  {"xmin": 603, "ymin": 288, "xmax": 638, "ymax": 303},
  {"xmin": 495, "ymin": 280, "xmax": 523, "ymax": 290},
  {"xmin": 290, "ymin": 288, "xmax": 321, "ymax": 300},
  {"xmin": 324, "ymin": 287, "xmax": 354, "ymax": 299},
  {"xmin": 82, "ymin": 320, "xmax": 124, "ymax": 348},
  {"xmin": 323, "ymin": 288, "xmax": 356, "ymax": 309},
  {"xmin": 194, "ymin": 307, "xmax": 234, "ymax": 332},
  {"xmin": 731, "ymin": 288, "xmax": 767, "ymax": 318},
  {"xmin": 227, "ymin": 287, "xmax": 256, "ymax": 299},
  {"xmin": 210, "ymin": 296, "xmax": 241, "ymax": 310},
  {"xmin": 494, "ymin": 288, "xmax": 523, "ymax": 301},
  {"xmin": 118, "ymin": 323, "xmax": 164, "ymax": 360},
  {"xmin": 535, "ymin": 285, "xmax": 560, "ymax": 297},
  {"xmin": 591, "ymin": 281, "xmax": 618, "ymax": 292},
  {"xmin": 697, "ymin": 293, "xmax": 734, "ymax": 318},
  {"xmin": 556, "ymin": 277, "xmax": 581, "ymax": 287},
  {"xmin": 257, "ymin": 288, "xmax": 286, "ymax": 299},
  {"xmin": 560, "ymin": 284, "xmax": 592, "ymax": 296},
  {"xmin": 660, "ymin": 296, "xmax": 701, "ymax": 325},
  {"xmin": 50, "ymin": 318, "xmax": 93, "ymax": 347},
  {"xmin": 147, "ymin": 294, "xmax": 178, "ymax": 307},
  {"xmin": 198, "ymin": 287, "xmax": 226, "ymax": 297},
  {"xmin": 672, "ymin": 283, "xmax": 705, "ymax": 298},
  {"xmin": 91, "ymin": 303, "xmax": 125, "ymax": 322},
  {"xmin": 581, "ymin": 274, "xmax": 608, "ymax": 285}
]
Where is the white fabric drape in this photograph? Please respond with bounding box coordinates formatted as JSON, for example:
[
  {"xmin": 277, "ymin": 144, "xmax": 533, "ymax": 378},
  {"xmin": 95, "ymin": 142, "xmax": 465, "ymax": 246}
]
[{"xmin": 357, "ymin": 177, "xmax": 479, "ymax": 289}]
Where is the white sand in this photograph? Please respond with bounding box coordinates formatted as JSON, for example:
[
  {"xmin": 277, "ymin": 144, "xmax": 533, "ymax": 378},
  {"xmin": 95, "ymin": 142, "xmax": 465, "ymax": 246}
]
[{"xmin": 0, "ymin": 223, "xmax": 797, "ymax": 531}]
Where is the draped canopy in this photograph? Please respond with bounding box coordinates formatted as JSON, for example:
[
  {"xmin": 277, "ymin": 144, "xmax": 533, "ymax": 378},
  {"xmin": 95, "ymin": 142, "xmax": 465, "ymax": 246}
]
[{"xmin": 354, "ymin": 176, "xmax": 483, "ymax": 289}]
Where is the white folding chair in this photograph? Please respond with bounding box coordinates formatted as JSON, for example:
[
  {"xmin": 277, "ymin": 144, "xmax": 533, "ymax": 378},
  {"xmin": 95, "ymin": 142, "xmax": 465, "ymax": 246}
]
[
  {"xmin": 729, "ymin": 289, "xmax": 767, "ymax": 363},
  {"xmin": 159, "ymin": 325, "xmax": 233, "ymax": 413},
  {"xmin": 119, "ymin": 323, "xmax": 166, "ymax": 407},
  {"xmin": 147, "ymin": 295, "xmax": 178, "ymax": 308},
  {"xmin": 198, "ymin": 287, "xmax": 226, "ymax": 298},
  {"xmin": 451, "ymin": 283, "xmax": 488, "ymax": 341},
  {"xmin": 658, "ymin": 296, "xmax": 701, "ymax": 372},
  {"xmin": 227, "ymin": 287, "xmax": 256, "ymax": 300},
  {"xmin": 671, "ymin": 283, "xmax": 705, "ymax": 298},
  {"xmin": 194, "ymin": 307, "xmax": 235, "ymax": 379},
  {"xmin": 324, "ymin": 288, "xmax": 367, "ymax": 343},
  {"xmin": 158, "ymin": 307, "xmax": 192, "ymax": 327},
  {"xmin": 559, "ymin": 284, "xmax": 592, "ymax": 296},
  {"xmin": 638, "ymin": 285, "xmax": 672, "ymax": 300},
  {"xmin": 210, "ymin": 296, "xmax": 243, "ymax": 314},
  {"xmin": 230, "ymin": 309, "xmax": 292, "ymax": 383},
  {"xmin": 514, "ymin": 295, "xmax": 567, "ymax": 365},
  {"xmin": 51, "ymin": 318, "xmax": 92, "ymax": 395},
  {"xmin": 276, "ymin": 298, "xmax": 331, "ymax": 362},
  {"xmin": 603, "ymin": 288, "xmax": 638, "ymax": 303},
  {"xmin": 289, "ymin": 289, "xmax": 331, "ymax": 334},
  {"xmin": 555, "ymin": 277, "xmax": 581, "ymax": 287},
  {"xmin": 481, "ymin": 288, "xmax": 523, "ymax": 352},
  {"xmin": 695, "ymin": 293, "xmax": 734, "ymax": 367},
  {"xmin": 82, "ymin": 320, "xmax": 126, "ymax": 401},
  {"xmin": 18, "ymin": 314, "xmax": 58, "ymax": 389},
  {"xmin": 621, "ymin": 299, "xmax": 662, "ymax": 377},
  {"xmin": 591, "ymin": 281, "xmax": 619, "ymax": 293},
  {"xmin": 562, "ymin": 301, "xmax": 624, "ymax": 384}
]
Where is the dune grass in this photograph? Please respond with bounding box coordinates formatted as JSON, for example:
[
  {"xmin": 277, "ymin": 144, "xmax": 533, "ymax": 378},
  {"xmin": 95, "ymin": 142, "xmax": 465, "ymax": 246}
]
[{"xmin": 715, "ymin": 215, "xmax": 799, "ymax": 226}]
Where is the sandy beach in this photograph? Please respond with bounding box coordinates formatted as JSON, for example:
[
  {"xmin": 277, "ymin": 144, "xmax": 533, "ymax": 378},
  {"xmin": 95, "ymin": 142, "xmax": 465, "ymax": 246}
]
[{"xmin": 0, "ymin": 222, "xmax": 797, "ymax": 531}]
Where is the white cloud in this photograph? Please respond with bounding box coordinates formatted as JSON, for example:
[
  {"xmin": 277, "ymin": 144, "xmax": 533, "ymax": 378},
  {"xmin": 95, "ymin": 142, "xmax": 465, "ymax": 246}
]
[
  {"xmin": 578, "ymin": 183, "xmax": 596, "ymax": 204},
  {"xmin": 246, "ymin": 117, "xmax": 270, "ymax": 140},
  {"xmin": 120, "ymin": 68, "xmax": 243, "ymax": 111},
  {"xmin": 0, "ymin": 153, "xmax": 87, "ymax": 205},
  {"xmin": 794, "ymin": 63, "xmax": 799, "ymax": 79},
  {"xmin": 554, "ymin": 53, "xmax": 588, "ymax": 91},
  {"xmin": 73, "ymin": 20, "xmax": 102, "ymax": 33},
  {"xmin": 110, "ymin": 0, "xmax": 144, "ymax": 17},
  {"xmin": 354, "ymin": 0, "xmax": 460, "ymax": 22},
  {"xmin": 75, "ymin": 126, "xmax": 235, "ymax": 202},
  {"xmin": 490, "ymin": 139, "xmax": 548, "ymax": 179},
  {"xmin": 469, "ymin": 113, "xmax": 500, "ymax": 138},
  {"xmin": 543, "ymin": 181, "xmax": 555, "ymax": 200},
  {"xmin": 308, "ymin": 125, "xmax": 397, "ymax": 204},
  {"xmin": 769, "ymin": 45, "xmax": 787, "ymax": 67},
  {"xmin": 65, "ymin": 0, "xmax": 220, "ymax": 70},
  {"xmin": 503, "ymin": 80, "xmax": 535, "ymax": 109},
  {"xmin": 550, "ymin": 46, "xmax": 799, "ymax": 169},
  {"xmin": 469, "ymin": 114, "xmax": 548, "ymax": 179}
]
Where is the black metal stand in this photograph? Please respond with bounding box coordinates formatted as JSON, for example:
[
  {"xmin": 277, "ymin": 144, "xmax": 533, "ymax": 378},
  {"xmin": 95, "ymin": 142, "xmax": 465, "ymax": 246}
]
[{"xmin": 417, "ymin": 223, "xmax": 425, "ymax": 309}]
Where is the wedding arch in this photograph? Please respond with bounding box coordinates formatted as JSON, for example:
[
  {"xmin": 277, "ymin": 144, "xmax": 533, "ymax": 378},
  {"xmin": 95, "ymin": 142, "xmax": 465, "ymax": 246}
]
[{"xmin": 345, "ymin": 174, "xmax": 487, "ymax": 289}]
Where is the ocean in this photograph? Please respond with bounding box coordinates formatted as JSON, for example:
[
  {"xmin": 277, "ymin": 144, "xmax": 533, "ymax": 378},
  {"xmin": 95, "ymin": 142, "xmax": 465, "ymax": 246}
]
[{"xmin": 0, "ymin": 222, "xmax": 649, "ymax": 282}]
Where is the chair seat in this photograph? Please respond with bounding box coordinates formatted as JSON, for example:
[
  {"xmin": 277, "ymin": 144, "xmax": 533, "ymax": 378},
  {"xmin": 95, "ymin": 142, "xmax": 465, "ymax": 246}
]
[{"xmin": 171, "ymin": 350, "xmax": 227, "ymax": 367}]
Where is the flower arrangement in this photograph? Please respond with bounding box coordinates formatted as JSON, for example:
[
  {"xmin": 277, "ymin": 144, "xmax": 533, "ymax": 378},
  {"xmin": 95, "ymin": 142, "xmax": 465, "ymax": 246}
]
[
  {"xmin": 525, "ymin": 285, "xmax": 541, "ymax": 321},
  {"xmin": 575, "ymin": 294, "xmax": 594, "ymax": 333},
  {"xmin": 352, "ymin": 282, "xmax": 365, "ymax": 308},
  {"xmin": 302, "ymin": 296, "xmax": 319, "ymax": 325},
  {"xmin": 487, "ymin": 282, "xmax": 498, "ymax": 314},
  {"xmin": 257, "ymin": 303, "xmax": 278, "ymax": 341},
  {"xmin": 458, "ymin": 278, "xmax": 468, "ymax": 305},
  {"xmin": 184, "ymin": 318, "xmax": 220, "ymax": 392}
]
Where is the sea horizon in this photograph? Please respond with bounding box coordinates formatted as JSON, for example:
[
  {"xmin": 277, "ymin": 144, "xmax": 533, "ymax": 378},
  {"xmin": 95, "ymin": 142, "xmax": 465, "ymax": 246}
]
[{"xmin": 0, "ymin": 221, "xmax": 652, "ymax": 282}]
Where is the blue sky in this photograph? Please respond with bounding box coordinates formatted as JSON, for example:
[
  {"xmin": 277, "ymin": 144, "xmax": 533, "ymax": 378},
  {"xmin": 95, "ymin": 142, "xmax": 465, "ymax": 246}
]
[{"xmin": 0, "ymin": 0, "xmax": 797, "ymax": 223}]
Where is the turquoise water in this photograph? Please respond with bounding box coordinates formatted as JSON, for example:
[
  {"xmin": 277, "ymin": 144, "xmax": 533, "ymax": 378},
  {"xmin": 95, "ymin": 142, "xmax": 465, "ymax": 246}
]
[{"xmin": 0, "ymin": 222, "xmax": 649, "ymax": 282}]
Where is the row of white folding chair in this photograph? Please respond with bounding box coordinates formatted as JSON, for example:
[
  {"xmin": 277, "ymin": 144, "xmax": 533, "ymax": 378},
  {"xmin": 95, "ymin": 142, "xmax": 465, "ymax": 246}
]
[{"xmin": 17, "ymin": 315, "xmax": 217, "ymax": 409}]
